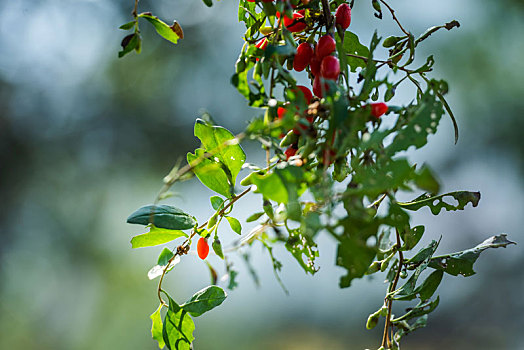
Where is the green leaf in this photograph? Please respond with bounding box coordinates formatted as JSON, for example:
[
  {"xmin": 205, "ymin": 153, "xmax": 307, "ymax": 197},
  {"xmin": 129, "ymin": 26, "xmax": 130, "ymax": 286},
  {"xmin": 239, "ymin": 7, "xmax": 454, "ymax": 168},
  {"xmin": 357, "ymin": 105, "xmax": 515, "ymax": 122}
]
[
  {"xmin": 148, "ymin": 255, "xmax": 180, "ymax": 280},
  {"xmin": 383, "ymin": 35, "xmax": 403, "ymax": 48},
  {"xmin": 337, "ymin": 233, "xmax": 377, "ymax": 288},
  {"xmin": 226, "ymin": 216, "xmax": 242, "ymax": 235},
  {"xmin": 212, "ymin": 237, "xmax": 224, "ymax": 259},
  {"xmin": 202, "ymin": 0, "xmax": 213, "ymax": 7},
  {"xmin": 392, "ymin": 297, "xmax": 440, "ymax": 323},
  {"xmin": 194, "ymin": 119, "xmax": 246, "ymax": 185},
  {"xmin": 397, "ymin": 191, "xmax": 481, "ymax": 215},
  {"xmin": 119, "ymin": 33, "xmax": 141, "ymax": 58},
  {"xmin": 349, "ymin": 158, "xmax": 416, "ymax": 199},
  {"xmin": 210, "ymin": 196, "xmax": 224, "ymax": 211},
  {"xmin": 127, "ymin": 204, "xmax": 197, "ymax": 230},
  {"xmin": 285, "ymin": 228, "xmax": 319, "ymax": 275},
  {"xmin": 138, "ymin": 13, "xmax": 182, "ymax": 45},
  {"xmin": 405, "ymin": 240, "xmax": 439, "ymax": 266},
  {"xmin": 428, "ymin": 234, "xmax": 516, "ymax": 276},
  {"xmin": 401, "ymin": 225, "xmax": 425, "ymax": 251},
  {"xmin": 394, "ymin": 315, "xmax": 428, "ymax": 344},
  {"xmin": 158, "ymin": 247, "xmax": 175, "ymax": 266},
  {"xmin": 131, "ymin": 226, "xmax": 188, "ymax": 249},
  {"xmin": 250, "ymin": 165, "xmax": 305, "ymax": 205},
  {"xmin": 163, "ymin": 296, "xmax": 195, "ymax": 350},
  {"xmin": 414, "ymin": 165, "xmax": 440, "ymax": 195},
  {"xmin": 180, "ymin": 285, "xmax": 227, "ymax": 317},
  {"xmin": 246, "ymin": 212, "xmax": 264, "ymax": 222},
  {"xmin": 337, "ymin": 31, "xmax": 370, "ymax": 73},
  {"xmin": 260, "ymin": 240, "xmax": 289, "ymax": 294},
  {"xmin": 119, "ymin": 21, "xmax": 136, "ymax": 30},
  {"xmin": 394, "ymin": 240, "xmax": 439, "ymax": 301},
  {"xmin": 415, "ymin": 270, "xmax": 444, "ymax": 300},
  {"xmin": 150, "ymin": 305, "xmax": 165, "ymax": 349},
  {"xmin": 187, "ymin": 148, "xmax": 231, "ymax": 198},
  {"xmin": 394, "ymin": 241, "xmax": 442, "ymax": 300},
  {"xmin": 224, "ymin": 260, "xmax": 239, "ymax": 290},
  {"xmin": 251, "ymin": 171, "xmax": 288, "ymax": 203},
  {"xmin": 386, "ymin": 90, "xmax": 445, "ymax": 156}
]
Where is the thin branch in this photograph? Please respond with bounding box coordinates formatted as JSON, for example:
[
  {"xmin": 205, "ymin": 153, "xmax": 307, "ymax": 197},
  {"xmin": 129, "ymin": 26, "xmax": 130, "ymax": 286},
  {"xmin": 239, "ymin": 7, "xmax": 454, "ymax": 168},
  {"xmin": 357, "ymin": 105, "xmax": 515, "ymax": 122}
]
[
  {"xmin": 321, "ymin": 0, "xmax": 334, "ymax": 34},
  {"xmin": 378, "ymin": 0, "xmax": 409, "ymax": 36},
  {"xmin": 157, "ymin": 186, "xmax": 252, "ymax": 306},
  {"xmin": 346, "ymin": 53, "xmax": 415, "ymax": 74},
  {"xmin": 367, "ymin": 193, "xmax": 387, "ymax": 210},
  {"xmin": 381, "ymin": 229, "xmax": 404, "ymax": 349},
  {"xmin": 132, "ymin": 0, "xmax": 139, "ymax": 18},
  {"xmin": 156, "ymin": 132, "xmax": 246, "ymax": 203}
]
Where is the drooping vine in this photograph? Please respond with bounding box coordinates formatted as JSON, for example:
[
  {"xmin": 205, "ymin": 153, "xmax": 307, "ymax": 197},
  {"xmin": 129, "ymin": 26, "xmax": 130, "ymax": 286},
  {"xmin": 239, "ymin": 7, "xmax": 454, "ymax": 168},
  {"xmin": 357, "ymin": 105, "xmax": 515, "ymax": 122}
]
[{"xmin": 119, "ymin": 1, "xmax": 515, "ymax": 349}]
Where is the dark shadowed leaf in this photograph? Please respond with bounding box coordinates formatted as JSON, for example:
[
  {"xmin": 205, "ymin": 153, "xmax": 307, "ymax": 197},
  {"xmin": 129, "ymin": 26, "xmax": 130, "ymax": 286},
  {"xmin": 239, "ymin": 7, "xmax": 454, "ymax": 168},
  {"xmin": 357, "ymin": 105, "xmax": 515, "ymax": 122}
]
[
  {"xmin": 398, "ymin": 191, "xmax": 480, "ymax": 215},
  {"xmin": 392, "ymin": 297, "xmax": 440, "ymax": 323},
  {"xmin": 428, "ymin": 234, "xmax": 516, "ymax": 276},
  {"xmin": 119, "ymin": 21, "xmax": 136, "ymax": 30},
  {"xmin": 401, "ymin": 225, "xmax": 425, "ymax": 251},
  {"xmin": 386, "ymin": 90, "xmax": 444, "ymax": 156},
  {"xmin": 127, "ymin": 204, "xmax": 196, "ymax": 230}
]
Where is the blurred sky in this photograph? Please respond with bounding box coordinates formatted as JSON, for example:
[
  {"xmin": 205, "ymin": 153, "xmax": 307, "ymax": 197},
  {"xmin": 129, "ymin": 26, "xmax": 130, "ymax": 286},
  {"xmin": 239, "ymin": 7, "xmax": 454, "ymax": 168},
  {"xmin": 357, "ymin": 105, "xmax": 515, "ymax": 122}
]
[{"xmin": 0, "ymin": 0, "xmax": 523, "ymax": 349}]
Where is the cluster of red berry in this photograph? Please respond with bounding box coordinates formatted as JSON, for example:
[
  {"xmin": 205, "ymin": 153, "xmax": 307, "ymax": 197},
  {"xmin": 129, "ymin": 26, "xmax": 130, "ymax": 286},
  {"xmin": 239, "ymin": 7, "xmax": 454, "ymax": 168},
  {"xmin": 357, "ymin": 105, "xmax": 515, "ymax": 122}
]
[{"xmin": 197, "ymin": 1, "xmax": 390, "ymax": 259}]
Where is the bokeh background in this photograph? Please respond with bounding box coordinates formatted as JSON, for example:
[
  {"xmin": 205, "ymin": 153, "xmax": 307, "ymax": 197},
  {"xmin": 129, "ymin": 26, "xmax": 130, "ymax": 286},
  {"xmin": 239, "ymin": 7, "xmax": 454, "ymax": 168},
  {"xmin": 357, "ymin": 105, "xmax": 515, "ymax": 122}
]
[{"xmin": 0, "ymin": 0, "xmax": 523, "ymax": 349}]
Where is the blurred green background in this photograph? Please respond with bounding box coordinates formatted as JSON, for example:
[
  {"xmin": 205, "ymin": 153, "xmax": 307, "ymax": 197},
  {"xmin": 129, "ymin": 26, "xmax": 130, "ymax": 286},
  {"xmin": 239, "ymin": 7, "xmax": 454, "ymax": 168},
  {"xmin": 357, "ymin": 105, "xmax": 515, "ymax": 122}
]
[{"xmin": 0, "ymin": 0, "xmax": 522, "ymax": 349}]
